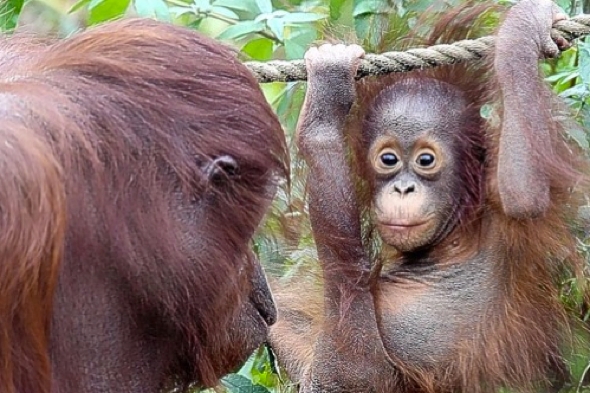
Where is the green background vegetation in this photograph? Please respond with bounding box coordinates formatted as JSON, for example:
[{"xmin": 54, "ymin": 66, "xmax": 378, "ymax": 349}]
[{"xmin": 2, "ymin": 0, "xmax": 590, "ymax": 391}]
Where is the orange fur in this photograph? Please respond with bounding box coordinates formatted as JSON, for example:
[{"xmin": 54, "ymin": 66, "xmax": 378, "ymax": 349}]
[
  {"xmin": 1, "ymin": 19, "xmax": 288, "ymax": 393},
  {"xmin": 270, "ymin": 2, "xmax": 589, "ymax": 392}
]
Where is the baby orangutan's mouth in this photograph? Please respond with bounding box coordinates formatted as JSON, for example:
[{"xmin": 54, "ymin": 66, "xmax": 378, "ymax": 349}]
[{"xmin": 378, "ymin": 220, "xmax": 429, "ymax": 232}]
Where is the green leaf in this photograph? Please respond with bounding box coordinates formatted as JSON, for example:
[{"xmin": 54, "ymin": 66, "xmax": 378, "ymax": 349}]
[
  {"xmin": 134, "ymin": 0, "xmax": 170, "ymax": 21},
  {"xmin": 354, "ymin": 12, "xmax": 389, "ymax": 49},
  {"xmin": 579, "ymin": 42, "xmax": 590, "ymax": 86},
  {"xmin": 255, "ymin": 0, "xmax": 272, "ymax": 14},
  {"xmin": 580, "ymin": 108, "xmax": 590, "ymax": 140},
  {"xmin": 405, "ymin": 0, "xmax": 448, "ymax": 13},
  {"xmin": 284, "ymin": 26, "xmax": 317, "ymax": 60},
  {"xmin": 353, "ymin": 0, "xmax": 389, "ymax": 16},
  {"xmin": 88, "ymin": 0, "xmax": 131, "ymax": 24},
  {"xmin": 217, "ymin": 20, "xmax": 265, "ymax": 40},
  {"xmin": 545, "ymin": 70, "xmax": 578, "ymax": 83},
  {"xmin": 194, "ymin": 0, "xmax": 211, "ymax": 10},
  {"xmin": 242, "ymin": 37, "xmax": 274, "ymax": 61},
  {"xmin": 211, "ymin": 5, "xmax": 238, "ymax": 19},
  {"xmin": 480, "ymin": 104, "xmax": 493, "ymax": 120},
  {"xmin": 559, "ymin": 84, "xmax": 589, "ymax": 99},
  {"xmin": 329, "ymin": 0, "xmax": 346, "ymax": 20},
  {"xmin": 247, "ymin": 347, "xmax": 281, "ymax": 389},
  {"xmin": 221, "ymin": 373, "xmax": 270, "ymax": 393},
  {"xmin": 0, "ymin": 0, "xmax": 24, "ymax": 31},
  {"xmin": 275, "ymin": 83, "xmax": 305, "ymax": 132},
  {"xmin": 68, "ymin": 0, "xmax": 92, "ymax": 14},
  {"xmin": 213, "ymin": 0, "xmax": 258, "ymax": 14},
  {"xmin": 266, "ymin": 17, "xmax": 284, "ymax": 42},
  {"xmin": 168, "ymin": 5, "xmax": 194, "ymax": 16},
  {"xmin": 187, "ymin": 18, "xmax": 203, "ymax": 29},
  {"xmin": 280, "ymin": 12, "xmax": 326, "ymax": 24},
  {"xmin": 553, "ymin": 0, "xmax": 572, "ymax": 14},
  {"xmin": 566, "ymin": 127, "xmax": 590, "ymax": 150}
]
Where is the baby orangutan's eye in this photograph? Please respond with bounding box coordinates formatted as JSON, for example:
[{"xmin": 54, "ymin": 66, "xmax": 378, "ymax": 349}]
[{"xmin": 416, "ymin": 152, "xmax": 435, "ymax": 168}]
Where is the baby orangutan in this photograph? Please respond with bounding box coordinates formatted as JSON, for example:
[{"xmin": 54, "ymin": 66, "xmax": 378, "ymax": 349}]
[{"xmin": 269, "ymin": 0, "xmax": 589, "ymax": 392}]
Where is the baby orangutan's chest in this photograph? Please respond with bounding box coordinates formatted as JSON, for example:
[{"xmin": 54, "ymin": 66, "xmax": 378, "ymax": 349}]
[{"xmin": 375, "ymin": 260, "xmax": 497, "ymax": 368}]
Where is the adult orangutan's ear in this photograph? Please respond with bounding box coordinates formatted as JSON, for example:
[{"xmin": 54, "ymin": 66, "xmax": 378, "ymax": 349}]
[{"xmin": 204, "ymin": 155, "xmax": 239, "ymax": 183}]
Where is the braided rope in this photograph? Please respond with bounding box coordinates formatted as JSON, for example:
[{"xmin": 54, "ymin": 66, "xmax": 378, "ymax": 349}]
[{"xmin": 245, "ymin": 15, "xmax": 590, "ymax": 83}]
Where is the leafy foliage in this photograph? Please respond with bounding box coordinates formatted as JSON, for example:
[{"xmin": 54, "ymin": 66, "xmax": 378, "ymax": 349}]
[
  {"xmin": 3, "ymin": 0, "xmax": 590, "ymax": 391},
  {"xmin": 0, "ymin": 0, "xmax": 24, "ymax": 30}
]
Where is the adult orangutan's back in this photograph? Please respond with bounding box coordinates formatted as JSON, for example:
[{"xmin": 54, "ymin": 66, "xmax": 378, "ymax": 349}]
[{"xmin": 0, "ymin": 19, "xmax": 288, "ymax": 393}]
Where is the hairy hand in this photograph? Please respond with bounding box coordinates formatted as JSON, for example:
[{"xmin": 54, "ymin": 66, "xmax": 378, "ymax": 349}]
[
  {"xmin": 305, "ymin": 43, "xmax": 365, "ymax": 80},
  {"xmin": 302, "ymin": 44, "xmax": 365, "ymax": 118},
  {"xmin": 499, "ymin": 0, "xmax": 570, "ymax": 58}
]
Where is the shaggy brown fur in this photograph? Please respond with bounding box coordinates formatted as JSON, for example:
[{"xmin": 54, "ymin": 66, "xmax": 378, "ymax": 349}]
[
  {"xmin": 0, "ymin": 18, "xmax": 288, "ymax": 393},
  {"xmin": 269, "ymin": 2, "xmax": 589, "ymax": 392}
]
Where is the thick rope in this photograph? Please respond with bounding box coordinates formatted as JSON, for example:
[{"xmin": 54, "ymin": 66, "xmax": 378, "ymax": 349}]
[{"xmin": 245, "ymin": 15, "xmax": 590, "ymax": 83}]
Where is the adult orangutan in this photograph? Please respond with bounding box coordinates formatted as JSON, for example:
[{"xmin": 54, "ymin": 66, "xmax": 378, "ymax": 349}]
[
  {"xmin": 269, "ymin": 0, "xmax": 589, "ymax": 392},
  {"xmin": 0, "ymin": 18, "xmax": 288, "ymax": 393}
]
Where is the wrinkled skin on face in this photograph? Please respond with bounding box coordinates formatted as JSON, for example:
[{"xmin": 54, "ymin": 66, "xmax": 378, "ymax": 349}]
[{"xmin": 365, "ymin": 80, "xmax": 471, "ymax": 252}]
